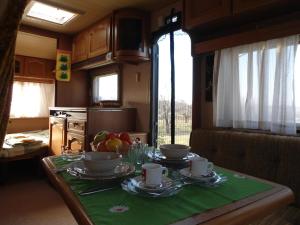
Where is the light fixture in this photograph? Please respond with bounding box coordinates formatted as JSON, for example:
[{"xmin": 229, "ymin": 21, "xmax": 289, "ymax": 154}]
[{"xmin": 26, "ymin": 1, "xmax": 78, "ymax": 25}]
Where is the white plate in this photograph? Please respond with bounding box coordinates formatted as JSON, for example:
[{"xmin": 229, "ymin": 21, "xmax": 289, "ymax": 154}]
[
  {"xmin": 130, "ymin": 176, "xmax": 173, "ymax": 193},
  {"xmin": 121, "ymin": 179, "xmax": 182, "ymax": 197},
  {"xmin": 148, "ymin": 151, "xmax": 199, "ymax": 163},
  {"xmin": 179, "ymin": 167, "xmax": 217, "ymax": 182},
  {"xmin": 67, "ymin": 161, "xmax": 135, "ymax": 180}
]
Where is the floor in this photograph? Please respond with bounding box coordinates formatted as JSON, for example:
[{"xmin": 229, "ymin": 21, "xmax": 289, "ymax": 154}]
[{"xmin": 0, "ymin": 159, "xmax": 77, "ymax": 225}]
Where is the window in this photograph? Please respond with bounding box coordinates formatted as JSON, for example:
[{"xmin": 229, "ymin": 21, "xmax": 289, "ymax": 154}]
[
  {"xmin": 214, "ymin": 35, "xmax": 299, "ymax": 135},
  {"xmin": 26, "ymin": 1, "xmax": 77, "ymax": 25},
  {"xmin": 153, "ymin": 29, "xmax": 193, "ymax": 146},
  {"xmin": 10, "ymin": 82, "xmax": 55, "ymax": 118},
  {"xmin": 92, "ymin": 73, "xmax": 119, "ymax": 105}
]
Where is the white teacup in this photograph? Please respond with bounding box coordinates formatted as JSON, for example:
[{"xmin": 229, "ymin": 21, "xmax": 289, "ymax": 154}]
[
  {"xmin": 190, "ymin": 157, "xmax": 213, "ymax": 177},
  {"xmin": 142, "ymin": 163, "xmax": 168, "ymax": 187}
]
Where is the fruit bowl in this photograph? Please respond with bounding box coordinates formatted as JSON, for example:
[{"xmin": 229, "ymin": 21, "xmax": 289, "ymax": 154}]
[
  {"xmin": 82, "ymin": 152, "xmax": 122, "ymax": 172},
  {"xmin": 159, "ymin": 144, "xmax": 191, "ymax": 159},
  {"xmin": 92, "ymin": 131, "xmax": 133, "ymax": 154}
]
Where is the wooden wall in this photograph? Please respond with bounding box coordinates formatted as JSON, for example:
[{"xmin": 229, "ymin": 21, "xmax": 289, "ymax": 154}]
[
  {"xmin": 7, "ymin": 118, "xmax": 49, "ymax": 134},
  {"xmin": 122, "ymin": 62, "xmax": 151, "ymax": 132},
  {"xmin": 19, "ymin": 25, "xmax": 89, "ymax": 107}
]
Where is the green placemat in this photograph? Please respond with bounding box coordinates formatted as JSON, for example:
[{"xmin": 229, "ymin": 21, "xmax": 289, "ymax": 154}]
[{"xmin": 52, "ymin": 157, "xmax": 273, "ymax": 225}]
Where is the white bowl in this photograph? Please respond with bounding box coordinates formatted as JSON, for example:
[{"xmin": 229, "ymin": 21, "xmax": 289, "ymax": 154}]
[
  {"xmin": 160, "ymin": 144, "xmax": 191, "ymax": 159},
  {"xmin": 82, "ymin": 152, "xmax": 121, "ymax": 172}
]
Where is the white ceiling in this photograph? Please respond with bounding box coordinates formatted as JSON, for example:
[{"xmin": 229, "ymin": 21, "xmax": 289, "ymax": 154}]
[{"xmin": 21, "ymin": 0, "xmax": 178, "ymax": 34}]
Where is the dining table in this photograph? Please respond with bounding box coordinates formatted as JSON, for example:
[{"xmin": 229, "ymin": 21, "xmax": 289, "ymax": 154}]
[{"xmin": 41, "ymin": 155, "xmax": 294, "ymax": 225}]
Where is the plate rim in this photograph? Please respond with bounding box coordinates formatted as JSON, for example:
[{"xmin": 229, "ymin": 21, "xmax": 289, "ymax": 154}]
[
  {"xmin": 179, "ymin": 167, "xmax": 217, "ymax": 180},
  {"xmin": 67, "ymin": 162, "xmax": 135, "ymax": 180},
  {"xmin": 131, "ymin": 175, "xmax": 173, "ymax": 192}
]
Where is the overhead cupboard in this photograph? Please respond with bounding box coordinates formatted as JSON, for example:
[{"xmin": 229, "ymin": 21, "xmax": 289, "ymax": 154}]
[
  {"xmin": 184, "ymin": 0, "xmax": 300, "ymax": 30},
  {"xmin": 72, "ymin": 8, "xmax": 149, "ymax": 68},
  {"xmin": 14, "ymin": 55, "xmax": 55, "ymax": 82}
]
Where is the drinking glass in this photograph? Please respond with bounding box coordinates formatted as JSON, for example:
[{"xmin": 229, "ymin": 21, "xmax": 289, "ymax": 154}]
[
  {"xmin": 61, "ymin": 146, "xmax": 84, "ymax": 161},
  {"xmin": 127, "ymin": 143, "xmax": 148, "ymax": 173}
]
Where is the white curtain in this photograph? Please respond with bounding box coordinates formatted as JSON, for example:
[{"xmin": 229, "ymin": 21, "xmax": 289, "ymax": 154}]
[
  {"xmin": 214, "ymin": 35, "xmax": 299, "ymax": 135},
  {"xmin": 10, "ymin": 81, "xmax": 55, "ymax": 118}
]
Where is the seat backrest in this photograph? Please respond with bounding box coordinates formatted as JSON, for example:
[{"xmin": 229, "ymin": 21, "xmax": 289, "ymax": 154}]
[{"xmin": 190, "ymin": 128, "xmax": 300, "ymax": 206}]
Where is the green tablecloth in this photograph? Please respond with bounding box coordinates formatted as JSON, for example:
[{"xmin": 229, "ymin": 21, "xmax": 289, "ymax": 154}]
[{"xmin": 53, "ymin": 157, "xmax": 272, "ymax": 225}]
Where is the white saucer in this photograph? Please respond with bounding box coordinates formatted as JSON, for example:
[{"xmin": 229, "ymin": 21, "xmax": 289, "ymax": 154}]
[
  {"xmin": 130, "ymin": 176, "xmax": 173, "ymax": 193},
  {"xmin": 179, "ymin": 167, "xmax": 217, "ymax": 182}
]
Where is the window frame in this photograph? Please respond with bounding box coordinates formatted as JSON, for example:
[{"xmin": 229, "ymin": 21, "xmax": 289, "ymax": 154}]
[{"xmin": 89, "ymin": 64, "xmax": 122, "ymax": 107}]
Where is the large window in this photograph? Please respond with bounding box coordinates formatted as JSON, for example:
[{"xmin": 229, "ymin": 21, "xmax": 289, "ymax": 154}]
[
  {"xmin": 10, "ymin": 81, "xmax": 55, "ymax": 118},
  {"xmin": 153, "ymin": 28, "xmax": 193, "ymax": 146},
  {"xmin": 214, "ymin": 35, "xmax": 299, "ymax": 134}
]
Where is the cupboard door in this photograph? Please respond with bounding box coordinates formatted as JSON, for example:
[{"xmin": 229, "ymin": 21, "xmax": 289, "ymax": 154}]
[
  {"xmin": 67, "ymin": 132, "xmax": 85, "ymax": 153},
  {"xmin": 24, "ymin": 57, "xmax": 47, "ymax": 78},
  {"xmin": 184, "ymin": 0, "xmax": 231, "ymax": 30},
  {"xmin": 49, "ymin": 117, "xmax": 66, "ymax": 155},
  {"xmin": 113, "ymin": 9, "xmax": 149, "ymax": 62},
  {"xmin": 88, "ymin": 17, "xmax": 111, "ymax": 58},
  {"xmin": 233, "ymin": 0, "xmax": 283, "ymax": 14},
  {"xmin": 45, "ymin": 59, "xmax": 55, "ymax": 79},
  {"xmin": 72, "ymin": 31, "xmax": 89, "ymax": 63},
  {"xmin": 14, "ymin": 55, "xmax": 24, "ymax": 76}
]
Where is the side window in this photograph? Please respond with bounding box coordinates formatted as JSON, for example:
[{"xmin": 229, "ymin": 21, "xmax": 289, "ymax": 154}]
[{"xmin": 92, "ymin": 73, "xmax": 120, "ymax": 106}]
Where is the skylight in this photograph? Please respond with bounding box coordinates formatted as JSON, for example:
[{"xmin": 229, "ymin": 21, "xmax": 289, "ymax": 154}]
[{"xmin": 27, "ymin": 1, "xmax": 77, "ymax": 25}]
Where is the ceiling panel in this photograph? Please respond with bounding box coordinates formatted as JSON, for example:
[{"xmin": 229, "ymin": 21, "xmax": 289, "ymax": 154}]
[
  {"xmin": 15, "ymin": 31, "xmax": 57, "ymax": 59},
  {"xmin": 21, "ymin": 0, "xmax": 178, "ymax": 34}
]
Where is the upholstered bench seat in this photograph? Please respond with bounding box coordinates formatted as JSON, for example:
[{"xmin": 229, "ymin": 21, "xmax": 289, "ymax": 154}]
[{"xmin": 190, "ymin": 128, "xmax": 300, "ymax": 225}]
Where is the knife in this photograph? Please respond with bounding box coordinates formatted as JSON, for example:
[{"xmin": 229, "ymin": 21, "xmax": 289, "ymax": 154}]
[{"xmin": 78, "ymin": 185, "xmax": 118, "ymax": 196}]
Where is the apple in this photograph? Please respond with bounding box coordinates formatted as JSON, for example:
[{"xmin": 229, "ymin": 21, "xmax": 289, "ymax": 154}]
[
  {"xmin": 105, "ymin": 137, "xmax": 123, "ymax": 152},
  {"xmin": 97, "ymin": 141, "xmax": 107, "ymax": 152},
  {"xmin": 93, "ymin": 131, "xmax": 108, "ymax": 146},
  {"xmin": 119, "ymin": 132, "xmax": 132, "ymax": 144},
  {"xmin": 106, "ymin": 132, "xmax": 117, "ymax": 141}
]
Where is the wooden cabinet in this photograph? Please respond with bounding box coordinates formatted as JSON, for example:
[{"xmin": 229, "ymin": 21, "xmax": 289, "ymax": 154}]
[
  {"xmin": 14, "ymin": 55, "xmax": 24, "ymax": 76},
  {"xmin": 71, "ymin": 9, "xmax": 149, "ymax": 65},
  {"xmin": 184, "ymin": 0, "xmax": 300, "ymax": 30},
  {"xmin": 233, "ymin": 0, "xmax": 282, "ymax": 14},
  {"xmin": 49, "ymin": 117, "xmax": 66, "ymax": 155},
  {"xmin": 67, "ymin": 132, "xmax": 85, "ymax": 153},
  {"xmin": 88, "ymin": 16, "xmax": 112, "ymax": 58},
  {"xmin": 113, "ymin": 9, "xmax": 149, "ymax": 63},
  {"xmin": 24, "ymin": 57, "xmax": 46, "ymax": 77},
  {"xmin": 49, "ymin": 107, "xmax": 140, "ymax": 153},
  {"xmin": 15, "ymin": 55, "xmax": 55, "ymax": 80},
  {"xmin": 184, "ymin": 0, "xmax": 231, "ymax": 30},
  {"xmin": 72, "ymin": 31, "xmax": 89, "ymax": 63}
]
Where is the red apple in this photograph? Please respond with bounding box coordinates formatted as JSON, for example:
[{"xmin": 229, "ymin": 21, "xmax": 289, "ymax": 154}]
[
  {"xmin": 97, "ymin": 141, "xmax": 107, "ymax": 152},
  {"xmin": 119, "ymin": 132, "xmax": 132, "ymax": 144}
]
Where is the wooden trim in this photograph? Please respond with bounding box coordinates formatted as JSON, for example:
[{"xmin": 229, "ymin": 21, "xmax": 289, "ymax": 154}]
[
  {"xmin": 0, "ymin": 146, "xmax": 48, "ymax": 162},
  {"xmin": 42, "ymin": 157, "xmax": 93, "ymax": 225},
  {"xmin": 42, "ymin": 157, "xmax": 294, "ymax": 225},
  {"xmin": 192, "ymin": 55, "xmax": 202, "ymax": 130},
  {"xmin": 194, "ymin": 15, "xmax": 300, "ymax": 54},
  {"xmin": 14, "ymin": 76, "xmax": 54, "ymax": 84}
]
